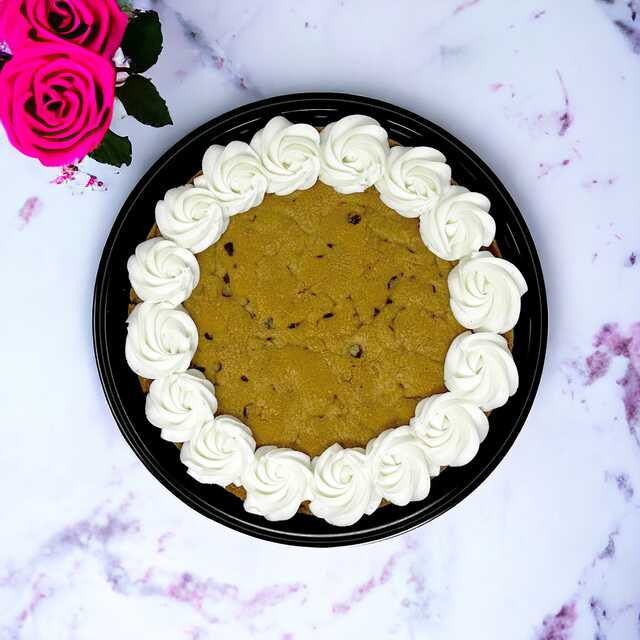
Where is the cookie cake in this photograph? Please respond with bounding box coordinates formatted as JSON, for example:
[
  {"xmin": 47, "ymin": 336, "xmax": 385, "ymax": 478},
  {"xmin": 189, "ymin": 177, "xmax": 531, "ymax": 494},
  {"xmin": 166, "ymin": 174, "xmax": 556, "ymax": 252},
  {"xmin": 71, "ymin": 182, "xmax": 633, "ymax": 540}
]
[{"xmin": 124, "ymin": 114, "xmax": 527, "ymax": 526}]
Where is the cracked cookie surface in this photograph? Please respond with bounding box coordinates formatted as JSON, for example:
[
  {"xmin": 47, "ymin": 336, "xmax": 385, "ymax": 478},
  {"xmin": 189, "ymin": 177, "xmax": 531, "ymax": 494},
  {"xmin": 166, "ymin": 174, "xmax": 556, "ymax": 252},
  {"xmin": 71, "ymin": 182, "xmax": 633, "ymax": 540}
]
[{"xmin": 183, "ymin": 181, "xmax": 464, "ymax": 457}]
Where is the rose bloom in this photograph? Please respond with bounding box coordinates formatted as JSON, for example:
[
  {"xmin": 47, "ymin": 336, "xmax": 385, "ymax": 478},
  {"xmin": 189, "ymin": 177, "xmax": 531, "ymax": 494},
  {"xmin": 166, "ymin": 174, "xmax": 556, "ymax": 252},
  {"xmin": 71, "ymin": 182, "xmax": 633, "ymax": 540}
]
[
  {"xmin": 0, "ymin": 43, "xmax": 115, "ymax": 166},
  {"xmin": 0, "ymin": 0, "xmax": 128, "ymax": 58}
]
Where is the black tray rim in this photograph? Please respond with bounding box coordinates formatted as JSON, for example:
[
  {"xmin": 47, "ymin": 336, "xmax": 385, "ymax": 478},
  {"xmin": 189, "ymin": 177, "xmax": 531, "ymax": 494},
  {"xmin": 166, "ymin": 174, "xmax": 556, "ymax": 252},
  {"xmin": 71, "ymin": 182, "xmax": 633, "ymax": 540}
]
[{"xmin": 93, "ymin": 92, "xmax": 548, "ymax": 547}]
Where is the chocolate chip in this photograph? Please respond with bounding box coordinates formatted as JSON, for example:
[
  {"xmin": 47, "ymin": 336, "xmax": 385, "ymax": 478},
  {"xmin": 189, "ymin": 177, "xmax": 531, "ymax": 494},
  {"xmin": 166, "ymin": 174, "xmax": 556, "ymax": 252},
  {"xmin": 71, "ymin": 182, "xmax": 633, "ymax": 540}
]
[
  {"xmin": 240, "ymin": 375, "xmax": 249, "ymax": 382},
  {"xmin": 204, "ymin": 332, "xmax": 213, "ymax": 340},
  {"xmin": 222, "ymin": 273, "xmax": 230, "ymax": 284},
  {"xmin": 348, "ymin": 213, "xmax": 361, "ymax": 225},
  {"xmin": 327, "ymin": 243, "xmax": 334, "ymax": 248},
  {"xmin": 431, "ymin": 284, "xmax": 437, "ymax": 293},
  {"xmin": 288, "ymin": 322, "xmax": 300, "ymax": 329},
  {"xmin": 316, "ymin": 254, "xmax": 325, "ymax": 258},
  {"xmin": 323, "ymin": 312, "xmax": 334, "ymax": 319},
  {"xmin": 387, "ymin": 275, "xmax": 400, "ymax": 289},
  {"xmin": 349, "ymin": 344, "xmax": 363, "ymax": 358},
  {"xmin": 224, "ymin": 242, "xmax": 234, "ymax": 256},
  {"xmin": 373, "ymin": 307, "xmax": 380, "ymax": 317},
  {"xmin": 386, "ymin": 297, "xmax": 393, "ymax": 305}
]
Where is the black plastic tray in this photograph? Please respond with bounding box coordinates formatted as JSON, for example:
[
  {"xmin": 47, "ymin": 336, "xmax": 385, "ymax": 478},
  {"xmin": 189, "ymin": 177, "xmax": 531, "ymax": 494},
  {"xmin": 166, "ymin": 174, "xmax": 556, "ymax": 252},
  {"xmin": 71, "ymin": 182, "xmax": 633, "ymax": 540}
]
[{"xmin": 93, "ymin": 93, "xmax": 547, "ymax": 547}]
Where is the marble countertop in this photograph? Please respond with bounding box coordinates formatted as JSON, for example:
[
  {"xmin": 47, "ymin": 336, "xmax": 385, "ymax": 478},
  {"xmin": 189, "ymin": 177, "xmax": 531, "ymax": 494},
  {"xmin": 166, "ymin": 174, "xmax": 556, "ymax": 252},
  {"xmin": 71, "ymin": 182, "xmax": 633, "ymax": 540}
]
[{"xmin": 1, "ymin": 1, "xmax": 639, "ymax": 638}]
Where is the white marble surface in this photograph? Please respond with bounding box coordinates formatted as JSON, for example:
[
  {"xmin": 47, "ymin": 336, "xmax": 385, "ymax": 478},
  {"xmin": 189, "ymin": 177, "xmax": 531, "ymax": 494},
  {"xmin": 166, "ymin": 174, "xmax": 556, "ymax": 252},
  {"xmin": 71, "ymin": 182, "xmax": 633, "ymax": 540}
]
[{"xmin": 1, "ymin": 0, "xmax": 639, "ymax": 638}]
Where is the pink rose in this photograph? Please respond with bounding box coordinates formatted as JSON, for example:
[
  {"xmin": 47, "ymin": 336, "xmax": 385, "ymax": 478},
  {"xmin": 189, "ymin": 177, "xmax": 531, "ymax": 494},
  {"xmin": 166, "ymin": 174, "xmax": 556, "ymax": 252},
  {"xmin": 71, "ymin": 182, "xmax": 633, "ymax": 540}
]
[
  {"xmin": 0, "ymin": 0, "xmax": 128, "ymax": 58},
  {"xmin": 0, "ymin": 43, "xmax": 115, "ymax": 166}
]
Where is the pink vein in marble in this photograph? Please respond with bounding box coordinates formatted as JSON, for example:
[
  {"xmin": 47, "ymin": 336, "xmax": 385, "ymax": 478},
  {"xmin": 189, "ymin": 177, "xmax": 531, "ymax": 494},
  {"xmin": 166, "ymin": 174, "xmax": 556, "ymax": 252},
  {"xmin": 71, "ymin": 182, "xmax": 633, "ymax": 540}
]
[
  {"xmin": 537, "ymin": 158, "xmax": 571, "ymax": 178},
  {"xmin": 615, "ymin": 20, "xmax": 640, "ymax": 53},
  {"xmin": 582, "ymin": 176, "xmax": 618, "ymax": 189},
  {"xmin": 489, "ymin": 82, "xmax": 516, "ymax": 97},
  {"xmin": 172, "ymin": 9, "xmax": 252, "ymax": 92},
  {"xmin": 332, "ymin": 536, "xmax": 420, "ymax": 615},
  {"xmin": 605, "ymin": 471, "xmax": 635, "ymax": 501},
  {"xmin": 3, "ymin": 497, "xmax": 140, "ymax": 636},
  {"xmin": 157, "ymin": 531, "xmax": 174, "ymax": 553},
  {"xmin": 573, "ymin": 323, "xmax": 640, "ymax": 444},
  {"xmin": 453, "ymin": 0, "xmax": 480, "ymax": 14},
  {"xmin": 556, "ymin": 71, "xmax": 573, "ymax": 136},
  {"xmin": 536, "ymin": 602, "xmax": 577, "ymax": 640},
  {"xmin": 1, "ymin": 496, "xmax": 311, "ymax": 636},
  {"xmin": 166, "ymin": 572, "xmax": 305, "ymax": 623},
  {"xmin": 17, "ymin": 196, "xmax": 42, "ymax": 228}
]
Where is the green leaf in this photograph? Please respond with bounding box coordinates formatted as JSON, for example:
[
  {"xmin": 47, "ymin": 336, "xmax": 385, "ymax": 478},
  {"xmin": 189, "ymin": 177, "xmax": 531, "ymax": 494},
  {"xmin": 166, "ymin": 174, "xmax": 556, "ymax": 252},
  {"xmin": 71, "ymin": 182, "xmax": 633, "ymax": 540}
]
[
  {"xmin": 121, "ymin": 11, "xmax": 163, "ymax": 73},
  {"xmin": 116, "ymin": 75, "xmax": 173, "ymax": 128},
  {"xmin": 88, "ymin": 129, "xmax": 132, "ymax": 167},
  {"xmin": 116, "ymin": 0, "xmax": 134, "ymax": 12}
]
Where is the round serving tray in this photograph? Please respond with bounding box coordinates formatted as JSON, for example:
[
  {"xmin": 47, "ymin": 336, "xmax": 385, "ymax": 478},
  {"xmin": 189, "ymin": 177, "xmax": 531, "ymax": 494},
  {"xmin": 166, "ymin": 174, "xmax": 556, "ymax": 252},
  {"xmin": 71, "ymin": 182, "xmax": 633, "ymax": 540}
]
[{"xmin": 93, "ymin": 93, "xmax": 547, "ymax": 547}]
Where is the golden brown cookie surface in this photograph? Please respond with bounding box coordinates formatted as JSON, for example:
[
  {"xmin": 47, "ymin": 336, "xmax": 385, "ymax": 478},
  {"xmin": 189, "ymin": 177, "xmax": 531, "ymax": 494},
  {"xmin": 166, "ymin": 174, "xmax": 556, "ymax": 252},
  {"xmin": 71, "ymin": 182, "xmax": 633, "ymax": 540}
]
[{"xmin": 182, "ymin": 181, "xmax": 464, "ymax": 457}]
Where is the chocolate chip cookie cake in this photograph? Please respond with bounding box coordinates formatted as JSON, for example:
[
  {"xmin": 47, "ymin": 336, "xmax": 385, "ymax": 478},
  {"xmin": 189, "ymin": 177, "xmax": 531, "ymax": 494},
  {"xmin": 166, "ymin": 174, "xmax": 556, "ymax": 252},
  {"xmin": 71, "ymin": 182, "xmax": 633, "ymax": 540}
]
[{"xmin": 124, "ymin": 114, "xmax": 527, "ymax": 526}]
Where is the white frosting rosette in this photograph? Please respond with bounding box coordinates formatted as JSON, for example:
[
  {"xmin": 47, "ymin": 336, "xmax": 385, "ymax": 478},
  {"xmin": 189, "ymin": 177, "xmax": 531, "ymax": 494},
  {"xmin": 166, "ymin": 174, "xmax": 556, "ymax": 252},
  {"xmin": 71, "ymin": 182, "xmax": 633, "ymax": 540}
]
[
  {"xmin": 419, "ymin": 186, "xmax": 495, "ymax": 260},
  {"xmin": 444, "ymin": 331, "xmax": 518, "ymax": 411},
  {"xmin": 319, "ymin": 115, "xmax": 389, "ymax": 194},
  {"xmin": 127, "ymin": 237, "xmax": 200, "ymax": 305},
  {"xmin": 180, "ymin": 414, "xmax": 256, "ymax": 486},
  {"xmin": 125, "ymin": 301, "xmax": 198, "ymax": 379},
  {"xmin": 448, "ymin": 251, "xmax": 528, "ymax": 333},
  {"xmin": 242, "ymin": 446, "xmax": 313, "ymax": 521},
  {"xmin": 194, "ymin": 141, "xmax": 267, "ymax": 216},
  {"xmin": 375, "ymin": 146, "xmax": 451, "ymax": 218},
  {"xmin": 410, "ymin": 393, "xmax": 489, "ymax": 470},
  {"xmin": 145, "ymin": 369, "xmax": 217, "ymax": 442},
  {"xmin": 365, "ymin": 426, "xmax": 433, "ymax": 506},
  {"xmin": 309, "ymin": 444, "xmax": 381, "ymax": 526},
  {"xmin": 250, "ymin": 116, "xmax": 320, "ymax": 195},
  {"xmin": 155, "ymin": 184, "xmax": 229, "ymax": 253}
]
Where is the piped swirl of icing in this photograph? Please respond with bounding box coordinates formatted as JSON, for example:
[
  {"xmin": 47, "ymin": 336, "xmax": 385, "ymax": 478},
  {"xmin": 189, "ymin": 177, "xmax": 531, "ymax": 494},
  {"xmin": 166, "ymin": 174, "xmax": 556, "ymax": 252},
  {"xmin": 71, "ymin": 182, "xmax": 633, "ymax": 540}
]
[
  {"xmin": 180, "ymin": 414, "xmax": 256, "ymax": 486},
  {"xmin": 365, "ymin": 426, "xmax": 432, "ymax": 506},
  {"xmin": 125, "ymin": 301, "xmax": 198, "ymax": 379},
  {"xmin": 155, "ymin": 185, "xmax": 229, "ymax": 254},
  {"xmin": 250, "ymin": 116, "xmax": 320, "ymax": 195},
  {"xmin": 319, "ymin": 115, "xmax": 389, "ymax": 194},
  {"xmin": 419, "ymin": 186, "xmax": 495, "ymax": 260},
  {"xmin": 375, "ymin": 146, "xmax": 451, "ymax": 218},
  {"xmin": 127, "ymin": 237, "xmax": 200, "ymax": 305},
  {"xmin": 145, "ymin": 369, "xmax": 217, "ymax": 442},
  {"xmin": 309, "ymin": 443, "xmax": 381, "ymax": 526},
  {"xmin": 448, "ymin": 251, "xmax": 528, "ymax": 333},
  {"xmin": 242, "ymin": 446, "xmax": 313, "ymax": 521},
  {"xmin": 444, "ymin": 331, "xmax": 518, "ymax": 411},
  {"xmin": 410, "ymin": 392, "xmax": 489, "ymax": 470},
  {"xmin": 194, "ymin": 141, "xmax": 267, "ymax": 216}
]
